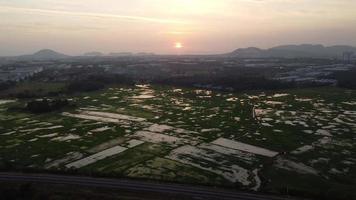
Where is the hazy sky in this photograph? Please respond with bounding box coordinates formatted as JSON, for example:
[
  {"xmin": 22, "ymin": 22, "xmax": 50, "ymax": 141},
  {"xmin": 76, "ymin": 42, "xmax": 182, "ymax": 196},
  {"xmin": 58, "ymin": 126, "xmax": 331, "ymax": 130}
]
[{"xmin": 1, "ymin": 0, "xmax": 356, "ymax": 55}]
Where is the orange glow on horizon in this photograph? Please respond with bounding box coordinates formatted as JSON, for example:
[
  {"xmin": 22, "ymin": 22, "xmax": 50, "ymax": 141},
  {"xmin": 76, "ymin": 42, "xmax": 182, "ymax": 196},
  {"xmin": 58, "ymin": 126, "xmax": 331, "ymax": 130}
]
[{"xmin": 175, "ymin": 42, "xmax": 183, "ymax": 49}]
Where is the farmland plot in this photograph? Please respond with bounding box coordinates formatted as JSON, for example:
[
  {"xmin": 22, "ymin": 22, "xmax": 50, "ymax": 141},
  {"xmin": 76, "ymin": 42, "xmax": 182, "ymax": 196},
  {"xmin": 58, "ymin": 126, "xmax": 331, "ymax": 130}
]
[{"xmin": 0, "ymin": 85, "xmax": 355, "ymax": 195}]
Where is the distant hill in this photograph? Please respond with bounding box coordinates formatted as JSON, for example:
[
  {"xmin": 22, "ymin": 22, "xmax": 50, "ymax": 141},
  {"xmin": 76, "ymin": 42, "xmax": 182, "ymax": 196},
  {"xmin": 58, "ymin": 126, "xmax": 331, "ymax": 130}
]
[
  {"xmin": 230, "ymin": 44, "xmax": 356, "ymax": 58},
  {"xmin": 17, "ymin": 49, "xmax": 70, "ymax": 60},
  {"xmin": 83, "ymin": 52, "xmax": 104, "ymax": 57},
  {"xmin": 108, "ymin": 52, "xmax": 155, "ymax": 57},
  {"xmin": 108, "ymin": 52, "xmax": 133, "ymax": 57}
]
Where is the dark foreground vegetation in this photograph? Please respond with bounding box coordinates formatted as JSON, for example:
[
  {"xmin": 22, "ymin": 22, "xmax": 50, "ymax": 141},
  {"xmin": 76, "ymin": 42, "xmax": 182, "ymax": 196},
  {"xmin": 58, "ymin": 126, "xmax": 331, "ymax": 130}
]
[
  {"xmin": 26, "ymin": 99, "xmax": 72, "ymax": 113},
  {"xmin": 0, "ymin": 81, "xmax": 16, "ymax": 91},
  {"xmin": 331, "ymin": 69, "xmax": 356, "ymax": 89},
  {"xmin": 3, "ymin": 63, "xmax": 351, "ymax": 99},
  {"xmin": 0, "ymin": 67, "xmax": 135, "ymax": 98},
  {"xmin": 1, "ymin": 162, "xmax": 355, "ymax": 200},
  {"xmin": 0, "ymin": 182, "xmax": 181, "ymax": 200},
  {"xmin": 6, "ymin": 98, "xmax": 74, "ymax": 114},
  {"xmin": 152, "ymin": 75, "xmax": 295, "ymax": 91}
]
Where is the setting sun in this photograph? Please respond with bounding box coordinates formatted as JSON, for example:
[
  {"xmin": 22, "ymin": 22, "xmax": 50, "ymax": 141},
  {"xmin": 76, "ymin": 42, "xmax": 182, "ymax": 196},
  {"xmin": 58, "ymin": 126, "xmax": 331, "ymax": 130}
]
[{"xmin": 175, "ymin": 42, "xmax": 183, "ymax": 49}]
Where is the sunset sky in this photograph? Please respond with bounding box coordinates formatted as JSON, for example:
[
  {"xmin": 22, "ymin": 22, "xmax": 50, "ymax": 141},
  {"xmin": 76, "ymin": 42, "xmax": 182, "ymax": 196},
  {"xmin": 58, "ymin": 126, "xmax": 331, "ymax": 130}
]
[{"xmin": 1, "ymin": 0, "xmax": 356, "ymax": 55}]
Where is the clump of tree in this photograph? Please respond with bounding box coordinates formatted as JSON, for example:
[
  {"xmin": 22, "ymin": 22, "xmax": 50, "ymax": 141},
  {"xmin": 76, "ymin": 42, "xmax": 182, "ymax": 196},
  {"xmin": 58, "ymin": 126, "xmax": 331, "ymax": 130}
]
[
  {"xmin": 66, "ymin": 73, "xmax": 134, "ymax": 93},
  {"xmin": 331, "ymin": 69, "xmax": 356, "ymax": 89},
  {"xmin": 66, "ymin": 81, "xmax": 105, "ymax": 92},
  {"xmin": 26, "ymin": 98, "xmax": 73, "ymax": 113},
  {"xmin": 214, "ymin": 76, "xmax": 295, "ymax": 91},
  {"xmin": 32, "ymin": 66, "xmax": 135, "ymax": 93},
  {"xmin": 0, "ymin": 81, "xmax": 16, "ymax": 91},
  {"xmin": 1, "ymin": 82, "xmax": 66, "ymax": 99},
  {"xmin": 153, "ymin": 74, "xmax": 295, "ymax": 92},
  {"xmin": 10, "ymin": 89, "xmax": 62, "ymax": 99}
]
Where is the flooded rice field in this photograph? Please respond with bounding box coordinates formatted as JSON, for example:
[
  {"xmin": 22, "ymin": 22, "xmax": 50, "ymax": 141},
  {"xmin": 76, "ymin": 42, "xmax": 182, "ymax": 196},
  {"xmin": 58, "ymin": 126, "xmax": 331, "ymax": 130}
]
[{"xmin": 0, "ymin": 85, "xmax": 355, "ymax": 193}]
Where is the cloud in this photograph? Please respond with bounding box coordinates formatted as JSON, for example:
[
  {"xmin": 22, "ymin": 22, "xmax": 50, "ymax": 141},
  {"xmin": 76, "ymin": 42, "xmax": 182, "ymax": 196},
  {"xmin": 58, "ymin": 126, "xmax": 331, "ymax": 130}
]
[{"xmin": 0, "ymin": 5, "xmax": 187, "ymax": 24}]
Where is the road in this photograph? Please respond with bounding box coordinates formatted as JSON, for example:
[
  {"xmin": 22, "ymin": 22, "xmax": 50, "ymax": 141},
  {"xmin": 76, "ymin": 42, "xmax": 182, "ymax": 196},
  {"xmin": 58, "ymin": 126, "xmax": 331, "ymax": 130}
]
[{"xmin": 0, "ymin": 172, "xmax": 293, "ymax": 200}]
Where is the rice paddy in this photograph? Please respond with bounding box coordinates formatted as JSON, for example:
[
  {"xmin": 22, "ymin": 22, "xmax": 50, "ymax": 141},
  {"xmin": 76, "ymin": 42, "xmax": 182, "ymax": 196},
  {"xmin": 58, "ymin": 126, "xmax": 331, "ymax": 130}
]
[{"xmin": 0, "ymin": 85, "xmax": 355, "ymax": 195}]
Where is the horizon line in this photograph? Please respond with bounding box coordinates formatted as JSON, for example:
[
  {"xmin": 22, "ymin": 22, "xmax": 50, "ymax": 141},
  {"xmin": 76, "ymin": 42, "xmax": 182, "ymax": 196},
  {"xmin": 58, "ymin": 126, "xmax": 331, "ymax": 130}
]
[{"xmin": 1, "ymin": 43, "xmax": 356, "ymax": 57}]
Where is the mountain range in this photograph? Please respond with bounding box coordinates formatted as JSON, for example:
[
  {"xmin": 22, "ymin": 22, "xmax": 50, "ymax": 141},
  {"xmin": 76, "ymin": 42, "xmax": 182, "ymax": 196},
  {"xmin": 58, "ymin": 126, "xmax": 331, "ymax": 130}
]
[
  {"xmin": 83, "ymin": 52, "xmax": 104, "ymax": 57},
  {"xmin": 16, "ymin": 49, "xmax": 70, "ymax": 60},
  {"xmin": 2, "ymin": 44, "xmax": 356, "ymax": 60},
  {"xmin": 229, "ymin": 44, "xmax": 356, "ymax": 58}
]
